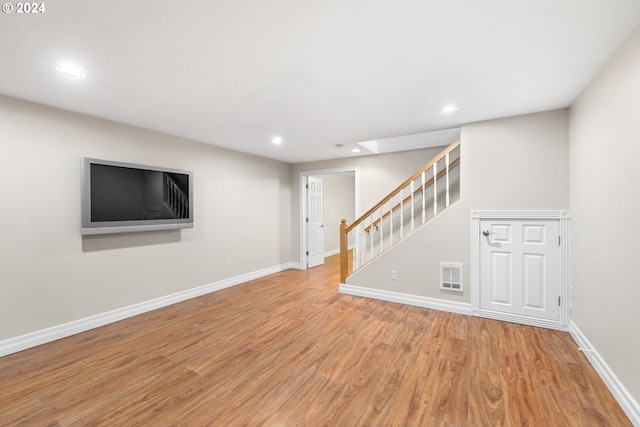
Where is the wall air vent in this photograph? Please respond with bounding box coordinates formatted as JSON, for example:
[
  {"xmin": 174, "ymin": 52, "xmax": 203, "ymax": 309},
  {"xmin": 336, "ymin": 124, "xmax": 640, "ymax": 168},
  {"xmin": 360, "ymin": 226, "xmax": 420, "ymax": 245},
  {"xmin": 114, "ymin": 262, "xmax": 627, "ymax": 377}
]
[{"xmin": 440, "ymin": 262, "xmax": 463, "ymax": 292}]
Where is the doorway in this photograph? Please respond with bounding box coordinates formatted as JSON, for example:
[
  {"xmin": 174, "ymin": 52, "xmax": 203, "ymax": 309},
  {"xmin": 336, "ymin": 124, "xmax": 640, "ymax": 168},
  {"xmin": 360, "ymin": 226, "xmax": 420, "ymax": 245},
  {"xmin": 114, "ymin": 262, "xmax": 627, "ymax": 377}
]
[{"xmin": 299, "ymin": 167, "xmax": 360, "ymax": 270}]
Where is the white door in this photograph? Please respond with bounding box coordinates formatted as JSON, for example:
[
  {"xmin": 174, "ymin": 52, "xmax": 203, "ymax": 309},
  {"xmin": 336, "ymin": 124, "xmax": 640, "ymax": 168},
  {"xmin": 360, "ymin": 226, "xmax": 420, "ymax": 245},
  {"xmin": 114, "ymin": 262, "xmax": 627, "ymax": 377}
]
[
  {"xmin": 480, "ymin": 219, "xmax": 560, "ymax": 321},
  {"xmin": 307, "ymin": 176, "xmax": 324, "ymax": 268}
]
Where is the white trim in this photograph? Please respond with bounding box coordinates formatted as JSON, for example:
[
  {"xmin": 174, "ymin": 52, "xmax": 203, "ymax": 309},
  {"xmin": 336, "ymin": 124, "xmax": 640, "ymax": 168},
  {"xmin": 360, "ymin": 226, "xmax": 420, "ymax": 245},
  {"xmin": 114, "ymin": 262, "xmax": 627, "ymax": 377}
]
[
  {"xmin": 0, "ymin": 262, "xmax": 296, "ymax": 357},
  {"xmin": 568, "ymin": 321, "xmax": 640, "ymax": 425},
  {"xmin": 471, "ymin": 210, "xmax": 570, "ymax": 330},
  {"xmin": 480, "ymin": 309, "xmax": 565, "ymax": 330},
  {"xmin": 339, "ymin": 284, "xmax": 472, "ymax": 316},
  {"xmin": 324, "ymin": 248, "xmax": 340, "ymax": 257},
  {"xmin": 299, "ymin": 166, "xmax": 360, "ymax": 270},
  {"xmin": 470, "ymin": 213, "xmax": 481, "ymax": 316},
  {"xmin": 324, "ymin": 244, "xmax": 356, "ymax": 258},
  {"xmin": 324, "ymin": 244, "xmax": 356, "ymax": 259},
  {"xmin": 289, "ymin": 262, "xmax": 304, "ymax": 270},
  {"xmin": 470, "ymin": 210, "xmax": 570, "ymax": 220}
]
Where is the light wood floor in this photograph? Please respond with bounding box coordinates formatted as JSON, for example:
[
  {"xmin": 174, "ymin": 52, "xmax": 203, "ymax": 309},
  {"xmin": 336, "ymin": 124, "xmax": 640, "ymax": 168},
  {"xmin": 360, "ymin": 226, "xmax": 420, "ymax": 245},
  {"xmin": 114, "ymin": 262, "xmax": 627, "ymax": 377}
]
[{"xmin": 0, "ymin": 255, "xmax": 630, "ymax": 426}]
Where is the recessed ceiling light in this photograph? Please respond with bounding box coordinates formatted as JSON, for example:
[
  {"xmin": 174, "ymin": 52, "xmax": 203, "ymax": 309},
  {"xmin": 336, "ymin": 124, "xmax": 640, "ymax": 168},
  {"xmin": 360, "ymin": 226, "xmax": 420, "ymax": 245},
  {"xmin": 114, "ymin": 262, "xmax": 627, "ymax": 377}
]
[
  {"xmin": 351, "ymin": 148, "xmax": 360, "ymax": 153},
  {"xmin": 57, "ymin": 63, "xmax": 86, "ymax": 78},
  {"xmin": 441, "ymin": 104, "xmax": 458, "ymax": 114},
  {"xmin": 272, "ymin": 136, "xmax": 283, "ymax": 145}
]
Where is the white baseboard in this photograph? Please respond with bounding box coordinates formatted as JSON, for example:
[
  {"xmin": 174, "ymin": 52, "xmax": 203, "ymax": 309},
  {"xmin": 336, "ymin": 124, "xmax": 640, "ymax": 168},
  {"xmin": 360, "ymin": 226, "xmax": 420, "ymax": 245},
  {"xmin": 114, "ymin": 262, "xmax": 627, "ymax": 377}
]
[
  {"xmin": 568, "ymin": 321, "xmax": 640, "ymax": 425},
  {"xmin": 0, "ymin": 262, "xmax": 297, "ymax": 358},
  {"xmin": 479, "ymin": 309, "xmax": 566, "ymax": 331},
  {"xmin": 324, "ymin": 245, "xmax": 355, "ymax": 259},
  {"xmin": 289, "ymin": 262, "xmax": 304, "ymax": 270},
  {"xmin": 324, "ymin": 248, "xmax": 340, "ymax": 257},
  {"xmin": 338, "ymin": 284, "xmax": 472, "ymax": 316}
]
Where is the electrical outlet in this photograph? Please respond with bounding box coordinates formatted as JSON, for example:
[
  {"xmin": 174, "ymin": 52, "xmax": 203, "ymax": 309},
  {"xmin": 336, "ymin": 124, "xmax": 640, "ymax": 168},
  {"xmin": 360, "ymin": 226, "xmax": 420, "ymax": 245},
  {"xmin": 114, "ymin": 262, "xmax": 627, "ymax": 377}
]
[
  {"xmin": 391, "ymin": 270, "xmax": 397, "ymax": 281},
  {"xmin": 226, "ymin": 260, "xmax": 232, "ymax": 269}
]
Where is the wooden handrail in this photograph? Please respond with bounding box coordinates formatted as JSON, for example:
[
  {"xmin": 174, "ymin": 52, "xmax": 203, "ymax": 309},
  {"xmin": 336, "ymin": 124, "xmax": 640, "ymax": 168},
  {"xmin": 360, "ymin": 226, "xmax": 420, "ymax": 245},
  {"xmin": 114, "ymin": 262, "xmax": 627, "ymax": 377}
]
[
  {"xmin": 363, "ymin": 157, "xmax": 460, "ymax": 232},
  {"xmin": 345, "ymin": 139, "xmax": 460, "ymax": 234},
  {"xmin": 339, "ymin": 138, "xmax": 460, "ymax": 283}
]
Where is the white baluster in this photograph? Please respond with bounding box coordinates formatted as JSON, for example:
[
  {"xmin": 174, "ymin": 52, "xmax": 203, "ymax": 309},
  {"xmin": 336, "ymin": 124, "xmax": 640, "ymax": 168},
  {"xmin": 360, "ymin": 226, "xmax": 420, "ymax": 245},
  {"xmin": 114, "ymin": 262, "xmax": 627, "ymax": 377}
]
[
  {"xmin": 421, "ymin": 171, "xmax": 426, "ymax": 224},
  {"xmin": 379, "ymin": 206, "xmax": 384, "ymax": 253},
  {"xmin": 433, "ymin": 163, "xmax": 438, "ymax": 216},
  {"xmin": 356, "ymin": 225, "xmax": 363, "ymax": 269},
  {"xmin": 353, "ymin": 238, "xmax": 359, "ymax": 269},
  {"xmin": 399, "ymin": 188, "xmax": 404, "ymax": 239},
  {"xmin": 389, "ymin": 205, "xmax": 394, "ymax": 246},
  {"xmin": 369, "ymin": 215, "xmax": 374, "ymax": 261},
  {"xmin": 445, "ymin": 152, "xmax": 450, "ymax": 208},
  {"xmin": 410, "ymin": 181, "xmax": 415, "ymax": 232},
  {"xmin": 350, "ymin": 228, "xmax": 356, "ymax": 270},
  {"xmin": 362, "ymin": 224, "xmax": 367, "ymax": 265}
]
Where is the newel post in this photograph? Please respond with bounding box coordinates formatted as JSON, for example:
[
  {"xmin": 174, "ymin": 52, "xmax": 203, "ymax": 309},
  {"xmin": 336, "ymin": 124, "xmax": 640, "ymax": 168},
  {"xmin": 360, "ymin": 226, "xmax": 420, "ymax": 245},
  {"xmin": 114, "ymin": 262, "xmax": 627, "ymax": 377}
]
[{"xmin": 340, "ymin": 219, "xmax": 348, "ymax": 283}]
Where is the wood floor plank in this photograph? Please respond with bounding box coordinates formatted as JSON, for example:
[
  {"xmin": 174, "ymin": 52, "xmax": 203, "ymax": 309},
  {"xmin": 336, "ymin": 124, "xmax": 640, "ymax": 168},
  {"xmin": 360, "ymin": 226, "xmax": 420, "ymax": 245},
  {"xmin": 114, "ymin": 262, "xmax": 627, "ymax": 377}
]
[{"xmin": 0, "ymin": 254, "xmax": 631, "ymax": 426}]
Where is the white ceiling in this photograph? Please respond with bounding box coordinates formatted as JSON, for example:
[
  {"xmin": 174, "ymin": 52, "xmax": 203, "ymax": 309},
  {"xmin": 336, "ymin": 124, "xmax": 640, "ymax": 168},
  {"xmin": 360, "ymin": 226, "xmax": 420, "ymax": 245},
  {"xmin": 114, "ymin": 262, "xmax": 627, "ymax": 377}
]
[{"xmin": 2, "ymin": 1, "xmax": 640, "ymax": 163}]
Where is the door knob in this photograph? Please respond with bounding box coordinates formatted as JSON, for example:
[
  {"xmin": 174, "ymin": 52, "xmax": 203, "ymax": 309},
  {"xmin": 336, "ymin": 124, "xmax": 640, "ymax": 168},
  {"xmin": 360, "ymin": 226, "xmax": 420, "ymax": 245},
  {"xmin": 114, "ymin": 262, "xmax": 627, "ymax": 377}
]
[{"xmin": 482, "ymin": 230, "xmax": 495, "ymax": 237}]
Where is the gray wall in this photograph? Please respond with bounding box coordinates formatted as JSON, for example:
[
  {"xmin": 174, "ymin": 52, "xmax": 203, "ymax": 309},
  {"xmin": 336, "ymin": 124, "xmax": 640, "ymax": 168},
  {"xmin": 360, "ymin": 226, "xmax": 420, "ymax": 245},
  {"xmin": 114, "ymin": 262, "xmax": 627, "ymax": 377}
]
[
  {"xmin": 569, "ymin": 25, "xmax": 640, "ymax": 403},
  {"xmin": 0, "ymin": 95, "xmax": 292, "ymax": 341}
]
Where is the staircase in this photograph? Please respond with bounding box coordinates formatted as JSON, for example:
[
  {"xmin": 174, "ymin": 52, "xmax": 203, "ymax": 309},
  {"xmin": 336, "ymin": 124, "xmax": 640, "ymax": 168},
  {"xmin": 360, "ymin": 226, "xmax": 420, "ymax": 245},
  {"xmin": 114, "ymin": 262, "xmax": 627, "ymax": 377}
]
[
  {"xmin": 339, "ymin": 139, "xmax": 460, "ymax": 282},
  {"xmin": 164, "ymin": 173, "xmax": 190, "ymax": 219}
]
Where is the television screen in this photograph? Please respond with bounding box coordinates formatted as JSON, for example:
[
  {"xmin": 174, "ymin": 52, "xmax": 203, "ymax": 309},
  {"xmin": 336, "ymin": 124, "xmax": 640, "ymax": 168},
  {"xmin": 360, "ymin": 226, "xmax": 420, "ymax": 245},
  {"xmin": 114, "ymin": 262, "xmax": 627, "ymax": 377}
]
[{"xmin": 81, "ymin": 158, "xmax": 193, "ymax": 235}]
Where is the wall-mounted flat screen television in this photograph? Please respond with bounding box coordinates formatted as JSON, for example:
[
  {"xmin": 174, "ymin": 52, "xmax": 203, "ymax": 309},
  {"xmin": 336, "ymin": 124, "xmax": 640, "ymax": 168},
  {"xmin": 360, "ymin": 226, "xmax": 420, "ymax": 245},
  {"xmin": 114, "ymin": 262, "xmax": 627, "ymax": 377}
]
[{"xmin": 81, "ymin": 158, "xmax": 193, "ymax": 235}]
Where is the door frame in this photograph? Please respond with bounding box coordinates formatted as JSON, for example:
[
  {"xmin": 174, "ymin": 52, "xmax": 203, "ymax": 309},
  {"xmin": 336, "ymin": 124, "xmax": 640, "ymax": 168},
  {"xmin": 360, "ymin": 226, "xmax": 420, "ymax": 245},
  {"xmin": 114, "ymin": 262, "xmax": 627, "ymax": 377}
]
[
  {"xmin": 471, "ymin": 210, "xmax": 570, "ymax": 330},
  {"xmin": 299, "ymin": 166, "xmax": 360, "ymax": 270}
]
